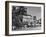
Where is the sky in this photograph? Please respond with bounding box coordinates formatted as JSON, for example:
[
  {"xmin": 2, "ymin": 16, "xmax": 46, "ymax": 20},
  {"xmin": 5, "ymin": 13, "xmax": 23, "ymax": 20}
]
[{"xmin": 26, "ymin": 6, "xmax": 41, "ymax": 20}]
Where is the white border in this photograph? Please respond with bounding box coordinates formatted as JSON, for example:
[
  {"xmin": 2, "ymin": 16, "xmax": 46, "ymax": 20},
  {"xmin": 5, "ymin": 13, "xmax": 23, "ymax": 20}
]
[{"xmin": 9, "ymin": 3, "xmax": 44, "ymax": 34}]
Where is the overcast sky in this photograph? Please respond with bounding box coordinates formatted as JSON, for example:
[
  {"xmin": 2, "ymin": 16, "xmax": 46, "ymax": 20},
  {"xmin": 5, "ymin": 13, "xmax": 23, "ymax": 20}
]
[{"xmin": 25, "ymin": 6, "xmax": 41, "ymax": 19}]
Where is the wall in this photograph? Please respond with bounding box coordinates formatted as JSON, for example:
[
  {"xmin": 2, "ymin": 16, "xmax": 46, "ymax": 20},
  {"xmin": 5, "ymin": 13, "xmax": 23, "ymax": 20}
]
[{"xmin": 0, "ymin": 0, "xmax": 46, "ymax": 37}]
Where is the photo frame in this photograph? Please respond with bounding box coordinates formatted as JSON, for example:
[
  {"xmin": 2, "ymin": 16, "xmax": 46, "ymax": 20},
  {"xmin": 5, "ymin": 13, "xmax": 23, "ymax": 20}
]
[{"xmin": 5, "ymin": 1, "xmax": 45, "ymax": 36}]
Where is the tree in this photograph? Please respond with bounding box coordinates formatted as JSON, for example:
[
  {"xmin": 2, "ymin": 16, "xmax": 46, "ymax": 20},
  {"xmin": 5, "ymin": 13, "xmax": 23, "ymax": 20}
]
[
  {"xmin": 33, "ymin": 16, "xmax": 36, "ymax": 20},
  {"xmin": 19, "ymin": 6, "xmax": 27, "ymax": 15},
  {"xmin": 12, "ymin": 6, "xmax": 27, "ymax": 28},
  {"xmin": 33, "ymin": 16, "xmax": 36, "ymax": 26}
]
